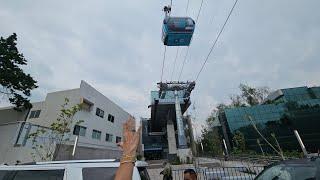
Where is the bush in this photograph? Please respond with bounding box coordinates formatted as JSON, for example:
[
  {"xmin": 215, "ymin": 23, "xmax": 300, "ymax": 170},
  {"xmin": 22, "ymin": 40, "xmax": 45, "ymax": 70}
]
[
  {"xmin": 170, "ymin": 157, "xmax": 181, "ymax": 165},
  {"xmin": 283, "ymin": 150, "xmax": 303, "ymax": 158}
]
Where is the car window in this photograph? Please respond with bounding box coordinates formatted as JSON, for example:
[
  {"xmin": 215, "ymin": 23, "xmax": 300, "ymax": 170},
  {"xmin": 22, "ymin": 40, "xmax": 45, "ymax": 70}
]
[
  {"xmin": 256, "ymin": 164, "xmax": 317, "ymax": 180},
  {"xmin": 0, "ymin": 170, "xmax": 64, "ymax": 180},
  {"xmin": 82, "ymin": 167, "xmax": 118, "ymax": 180},
  {"xmin": 138, "ymin": 167, "xmax": 150, "ymax": 180}
]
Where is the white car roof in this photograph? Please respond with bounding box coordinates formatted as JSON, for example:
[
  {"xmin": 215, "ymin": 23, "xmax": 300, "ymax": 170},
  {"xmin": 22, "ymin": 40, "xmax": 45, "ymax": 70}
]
[
  {"xmin": 36, "ymin": 159, "xmax": 117, "ymax": 165},
  {"xmin": 0, "ymin": 159, "xmax": 148, "ymax": 169}
]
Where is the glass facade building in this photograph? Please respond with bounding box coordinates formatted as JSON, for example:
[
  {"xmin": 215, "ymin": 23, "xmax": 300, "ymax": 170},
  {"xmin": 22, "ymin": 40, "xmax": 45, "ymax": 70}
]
[
  {"xmin": 141, "ymin": 118, "xmax": 168, "ymax": 160},
  {"xmin": 150, "ymin": 90, "xmax": 187, "ymax": 105},
  {"xmin": 219, "ymin": 86, "xmax": 320, "ymax": 153}
]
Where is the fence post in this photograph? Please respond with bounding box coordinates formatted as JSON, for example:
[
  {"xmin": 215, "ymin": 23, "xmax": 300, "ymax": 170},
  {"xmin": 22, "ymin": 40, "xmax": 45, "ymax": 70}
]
[
  {"xmin": 293, "ymin": 130, "xmax": 308, "ymax": 157},
  {"xmin": 223, "ymin": 139, "xmax": 229, "ymax": 160},
  {"xmin": 72, "ymin": 135, "xmax": 79, "ymax": 157},
  {"xmin": 257, "ymin": 139, "xmax": 265, "ymax": 157}
]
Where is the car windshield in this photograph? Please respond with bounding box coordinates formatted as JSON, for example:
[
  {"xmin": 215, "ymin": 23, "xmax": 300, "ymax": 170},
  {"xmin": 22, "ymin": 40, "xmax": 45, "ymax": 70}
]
[{"xmin": 255, "ymin": 164, "xmax": 317, "ymax": 180}]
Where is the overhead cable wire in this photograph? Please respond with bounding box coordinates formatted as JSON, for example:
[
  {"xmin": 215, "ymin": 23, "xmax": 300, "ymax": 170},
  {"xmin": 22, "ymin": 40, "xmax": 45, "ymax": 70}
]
[
  {"xmin": 195, "ymin": 0, "xmax": 239, "ymax": 81},
  {"xmin": 186, "ymin": 0, "xmax": 190, "ymax": 14},
  {"xmin": 160, "ymin": 0, "xmax": 172, "ymax": 82},
  {"xmin": 178, "ymin": 47, "xmax": 190, "ymax": 81},
  {"xmin": 171, "ymin": 47, "xmax": 180, "ymax": 81},
  {"xmin": 160, "ymin": 46, "xmax": 167, "ymax": 82},
  {"xmin": 171, "ymin": 0, "xmax": 191, "ymax": 81},
  {"xmin": 178, "ymin": 0, "xmax": 204, "ymax": 81}
]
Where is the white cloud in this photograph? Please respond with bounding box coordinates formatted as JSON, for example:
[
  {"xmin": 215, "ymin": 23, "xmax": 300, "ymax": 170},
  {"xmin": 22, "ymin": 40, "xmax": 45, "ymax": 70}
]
[{"xmin": 1, "ymin": 0, "xmax": 320, "ymax": 125}]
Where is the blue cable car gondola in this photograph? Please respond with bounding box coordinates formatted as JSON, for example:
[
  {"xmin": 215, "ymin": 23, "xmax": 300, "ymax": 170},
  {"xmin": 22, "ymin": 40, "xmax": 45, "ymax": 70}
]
[{"xmin": 162, "ymin": 6, "xmax": 195, "ymax": 46}]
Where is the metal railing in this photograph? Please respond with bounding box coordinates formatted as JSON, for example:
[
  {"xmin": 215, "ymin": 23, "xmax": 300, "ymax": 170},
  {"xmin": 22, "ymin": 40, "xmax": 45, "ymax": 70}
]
[{"xmin": 172, "ymin": 166, "xmax": 264, "ymax": 180}]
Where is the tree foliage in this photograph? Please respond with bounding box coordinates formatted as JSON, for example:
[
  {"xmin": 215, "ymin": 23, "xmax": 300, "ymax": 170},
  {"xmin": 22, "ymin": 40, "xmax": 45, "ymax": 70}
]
[
  {"xmin": 232, "ymin": 131, "xmax": 246, "ymax": 152},
  {"xmin": 0, "ymin": 33, "xmax": 38, "ymax": 109},
  {"xmin": 229, "ymin": 83, "xmax": 270, "ymax": 107},
  {"xmin": 28, "ymin": 98, "xmax": 83, "ymax": 161},
  {"xmin": 200, "ymin": 114, "xmax": 223, "ymax": 156},
  {"xmin": 200, "ymin": 83, "xmax": 271, "ymax": 155}
]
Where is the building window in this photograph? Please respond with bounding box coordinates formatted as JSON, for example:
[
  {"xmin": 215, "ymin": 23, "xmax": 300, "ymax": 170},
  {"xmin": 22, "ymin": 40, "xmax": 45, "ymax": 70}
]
[
  {"xmin": 29, "ymin": 110, "xmax": 41, "ymax": 119},
  {"xmin": 80, "ymin": 97, "xmax": 94, "ymax": 111},
  {"xmin": 116, "ymin": 136, "xmax": 122, "ymax": 143},
  {"xmin": 92, "ymin": 130, "xmax": 101, "ymax": 140},
  {"xmin": 108, "ymin": 114, "xmax": 115, "ymax": 123},
  {"xmin": 96, "ymin": 108, "xmax": 104, "ymax": 118},
  {"xmin": 105, "ymin": 133, "xmax": 113, "ymax": 142},
  {"xmin": 73, "ymin": 125, "xmax": 87, "ymax": 137}
]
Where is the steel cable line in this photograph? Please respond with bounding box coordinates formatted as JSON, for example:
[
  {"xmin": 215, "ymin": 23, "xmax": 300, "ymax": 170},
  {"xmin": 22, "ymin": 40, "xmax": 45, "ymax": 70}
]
[
  {"xmin": 160, "ymin": 46, "xmax": 167, "ymax": 82},
  {"xmin": 170, "ymin": 47, "xmax": 180, "ymax": 81},
  {"xmin": 170, "ymin": 0, "xmax": 191, "ymax": 81},
  {"xmin": 186, "ymin": 0, "xmax": 190, "ymax": 14},
  {"xmin": 160, "ymin": 0, "xmax": 173, "ymax": 82},
  {"xmin": 195, "ymin": 0, "xmax": 239, "ymax": 81},
  {"xmin": 178, "ymin": 0, "xmax": 204, "ymax": 81}
]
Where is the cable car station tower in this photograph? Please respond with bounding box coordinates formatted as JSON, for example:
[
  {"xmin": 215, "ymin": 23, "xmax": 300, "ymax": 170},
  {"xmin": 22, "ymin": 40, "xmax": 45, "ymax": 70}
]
[
  {"xmin": 139, "ymin": 3, "xmax": 198, "ymax": 162},
  {"xmin": 146, "ymin": 81, "xmax": 195, "ymax": 161}
]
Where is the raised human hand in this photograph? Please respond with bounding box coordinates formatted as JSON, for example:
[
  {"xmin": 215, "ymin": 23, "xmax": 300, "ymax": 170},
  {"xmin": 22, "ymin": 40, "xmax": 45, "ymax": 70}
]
[{"xmin": 117, "ymin": 117, "xmax": 141, "ymax": 157}]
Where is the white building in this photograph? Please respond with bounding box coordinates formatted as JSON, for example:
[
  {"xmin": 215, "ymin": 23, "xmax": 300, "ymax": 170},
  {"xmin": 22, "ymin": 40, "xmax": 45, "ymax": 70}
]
[{"xmin": 0, "ymin": 81, "xmax": 131, "ymax": 164}]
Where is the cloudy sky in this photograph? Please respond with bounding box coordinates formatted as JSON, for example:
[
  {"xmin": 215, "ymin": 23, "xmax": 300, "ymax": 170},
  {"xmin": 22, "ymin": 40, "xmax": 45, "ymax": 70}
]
[{"xmin": 1, "ymin": 0, "xmax": 320, "ymax": 131}]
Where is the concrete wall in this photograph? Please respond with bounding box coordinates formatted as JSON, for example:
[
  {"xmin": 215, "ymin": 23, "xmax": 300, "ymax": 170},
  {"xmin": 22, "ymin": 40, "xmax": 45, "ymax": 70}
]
[
  {"xmin": 26, "ymin": 80, "xmax": 130, "ymax": 150},
  {"xmin": 54, "ymin": 144, "xmax": 122, "ymax": 161},
  {"xmin": 0, "ymin": 107, "xmax": 28, "ymax": 124},
  {"xmin": 75, "ymin": 81, "xmax": 130, "ymax": 150},
  {"xmin": 26, "ymin": 89, "xmax": 80, "ymax": 127},
  {"xmin": 0, "ymin": 123, "xmax": 34, "ymax": 164},
  {"xmin": 0, "ymin": 80, "xmax": 130, "ymax": 164}
]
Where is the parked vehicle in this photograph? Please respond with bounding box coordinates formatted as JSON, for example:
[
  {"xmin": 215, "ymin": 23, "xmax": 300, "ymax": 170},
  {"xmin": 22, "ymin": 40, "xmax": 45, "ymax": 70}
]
[
  {"xmin": 255, "ymin": 157, "xmax": 320, "ymax": 180},
  {"xmin": 0, "ymin": 159, "xmax": 150, "ymax": 180}
]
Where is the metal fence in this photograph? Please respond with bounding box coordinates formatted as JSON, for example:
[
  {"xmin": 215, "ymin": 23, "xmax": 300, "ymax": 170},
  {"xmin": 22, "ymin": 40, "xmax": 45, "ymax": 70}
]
[
  {"xmin": 172, "ymin": 166, "xmax": 264, "ymax": 180},
  {"xmin": 197, "ymin": 154, "xmax": 299, "ymax": 166}
]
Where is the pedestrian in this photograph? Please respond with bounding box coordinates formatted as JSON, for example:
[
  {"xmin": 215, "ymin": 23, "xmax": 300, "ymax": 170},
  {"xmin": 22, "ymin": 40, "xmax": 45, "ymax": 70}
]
[
  {"xmin": 183, "ymin": 169, "xmax": 197, "ymax": 180},
  {"xmin": 160, "ymin": 161, "xmax": 173, "ymax": 180}
]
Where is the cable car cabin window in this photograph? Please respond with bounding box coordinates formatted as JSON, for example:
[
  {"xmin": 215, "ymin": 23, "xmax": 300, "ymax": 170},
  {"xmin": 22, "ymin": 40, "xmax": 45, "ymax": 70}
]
[
  {"xmin": 162, "ymin": 17, "xmax": 195, "ymax": 46},
  {"xmin": 165, "ymin": 17, "xmax": 195, "ymax": 32}
]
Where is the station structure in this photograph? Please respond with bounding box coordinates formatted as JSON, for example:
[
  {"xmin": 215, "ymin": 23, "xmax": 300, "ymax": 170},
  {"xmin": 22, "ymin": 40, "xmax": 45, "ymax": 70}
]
[{"xmin": 141, "ymin": 81, "xmax": 196, "ymax": 162}]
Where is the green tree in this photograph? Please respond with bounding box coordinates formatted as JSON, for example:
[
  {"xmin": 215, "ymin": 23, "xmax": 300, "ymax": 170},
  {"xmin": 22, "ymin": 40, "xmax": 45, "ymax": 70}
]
[
  {"xmin": 200, "ymin": 83, "xmax": 271, "ymax": 156},
  {"xmin": 229, "ymin": 94, "xmax": 246, "ymax": 107},
  {"xmin": 232, "ymin": 131, "xmax": 246, "ymax": 152},
  {"xmin": 28, "ymin": 98, "xmax": 83, "ymax": 161},
  {"xmin": 200, "ymin": 114, "xmax": 223, "ymax": 156},
  {"xmin": 238, "ymin": 83, "xmax": 270, "ymax": 106},
  {"xmin": 0, "ymin": 33, "xmax": 38, "ymax": 109}
]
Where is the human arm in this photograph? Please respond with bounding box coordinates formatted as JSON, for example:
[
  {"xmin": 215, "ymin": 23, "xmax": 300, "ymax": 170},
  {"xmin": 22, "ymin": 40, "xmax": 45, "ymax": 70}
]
[{"xmin": 114, "ymin": 118, "xmax": 141, "ymax": 180}]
